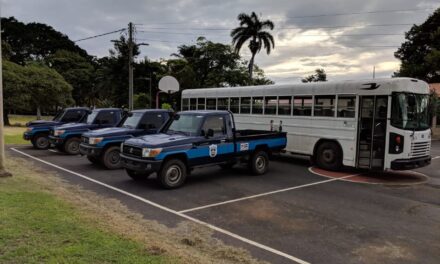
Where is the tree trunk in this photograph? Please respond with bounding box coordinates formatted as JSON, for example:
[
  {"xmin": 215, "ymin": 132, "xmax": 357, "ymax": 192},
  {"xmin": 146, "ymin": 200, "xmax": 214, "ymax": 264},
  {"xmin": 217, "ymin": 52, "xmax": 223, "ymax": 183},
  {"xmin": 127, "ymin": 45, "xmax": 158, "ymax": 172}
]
[
  {"xmin": 3, "ymin": 109, "xmax": 10, "ymax": 126},
  {"xmin": 36, "ymin": 107, "xmax": 41, "ymax": 120},
  {"xmin": 248, "ymin": 52, "xmax": 256, "ymax": 79}
]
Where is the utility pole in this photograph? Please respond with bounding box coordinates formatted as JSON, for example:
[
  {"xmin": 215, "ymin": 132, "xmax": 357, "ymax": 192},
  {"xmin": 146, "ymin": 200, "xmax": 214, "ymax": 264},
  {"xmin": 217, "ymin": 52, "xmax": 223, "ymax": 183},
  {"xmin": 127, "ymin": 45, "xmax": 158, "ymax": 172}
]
[
  {"xmin": 128, "ymin": 22, "xmax": 134, "ymax": 111},
  {"xmin": 0, "ymin": 19, "xmax": 12, "ymax": 177},
  {"xmin": 373, "ymin": 66, "xmax": 376, "ymax": 79},
  {"xmin": 149, "ymin": 71, "xmax": 152, "ymax": 108}
]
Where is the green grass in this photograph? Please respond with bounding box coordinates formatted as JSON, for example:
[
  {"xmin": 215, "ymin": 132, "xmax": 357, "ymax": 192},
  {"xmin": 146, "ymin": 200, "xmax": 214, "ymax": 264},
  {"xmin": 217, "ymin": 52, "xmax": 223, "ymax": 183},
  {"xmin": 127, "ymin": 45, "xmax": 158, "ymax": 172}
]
[
  {"xmin": 0, "ymin": 162, "xmax": 168, "ymax": 264},
  {"xmin": 4, "ymin": 126, "xmax": 27, "ymax": 145},
  {"xmin": 9, "ymin": 114, "xmax": 53, "ymax": 126}
]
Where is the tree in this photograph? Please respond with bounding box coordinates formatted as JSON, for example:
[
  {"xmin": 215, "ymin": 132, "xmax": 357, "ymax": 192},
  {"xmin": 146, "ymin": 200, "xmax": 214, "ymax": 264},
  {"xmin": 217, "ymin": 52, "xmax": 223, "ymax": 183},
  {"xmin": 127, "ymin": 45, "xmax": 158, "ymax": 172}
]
[
  {"xmin": 302, "ymin": 68, "xmax": 327, "ymax": 83},
  {"xmin": 47, "ymin": 50, "xmax": 95, "ymax": 106},
  {"xmin": 24, "ymin": 63, "xmax": 74, "ymax": 119},
  {"xmin": 394, "ymin": 8, "xmax": 440, "ymax": 82},
  {"xmin": 2, "ymin": 60, "xmax": 29, "ymax": 125},
  {"xmin": 1, "ymin": 17, "xmax": 90, "ymax": 65},
  {"xmin": 231, "ymin": 12, "xmax": 275, "ymax": 78}
]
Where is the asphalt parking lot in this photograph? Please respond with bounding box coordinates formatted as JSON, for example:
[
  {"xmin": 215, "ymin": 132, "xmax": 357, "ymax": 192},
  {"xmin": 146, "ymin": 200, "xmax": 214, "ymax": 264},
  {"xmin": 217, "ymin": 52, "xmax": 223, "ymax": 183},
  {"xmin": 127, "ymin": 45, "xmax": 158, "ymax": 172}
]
[{"xmin": 8, "ymin": 141, "xmax": 440, "ymax": 264}]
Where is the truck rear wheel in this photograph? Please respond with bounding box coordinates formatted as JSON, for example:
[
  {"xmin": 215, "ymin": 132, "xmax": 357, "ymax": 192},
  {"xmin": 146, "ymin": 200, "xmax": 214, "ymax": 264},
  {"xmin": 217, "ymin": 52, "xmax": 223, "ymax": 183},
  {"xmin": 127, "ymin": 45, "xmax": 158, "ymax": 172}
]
[
  {"xmin": 64, "ymin": 137, "xmax": 81, "ymax": 155},
  {"xmin": 157, "ymin": 159, "xmax": 187, "ymax": 189},
  {"xmin": 249, "ymin": 150, "xmax": 269, "ymax": 175},
  {"xmin": 33, "ymin": 134, "xmax": 50, "ymax": 150},
  {"xmin": 315, "ymin": 141, "xmax": 342, "ymax": 171},
  {"xmin": 102, "ymin": 146, "xmax": 122, "ymax": 170},
  {"xmin": 126, "ymin": 169, "xmax": 151, "ymax": 181}
]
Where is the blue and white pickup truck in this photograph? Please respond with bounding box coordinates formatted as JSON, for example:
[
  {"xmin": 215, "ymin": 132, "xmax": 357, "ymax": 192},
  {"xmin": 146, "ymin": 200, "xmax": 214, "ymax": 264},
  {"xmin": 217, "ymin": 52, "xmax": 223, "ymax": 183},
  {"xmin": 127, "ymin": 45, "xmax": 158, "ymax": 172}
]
[
  {"xmin": 49, "ymin": 108, "xmax": 123, "ymax": 155},
  {"xmin": 23, "ymin": 107, "xmax": 89, "ymax": 149},
  {"xmin": 79, "ymin": 109, "xmax": 171, "ymax": 169},
  {"xmin": 120, "ymin": 110, "xmax": 287, "ymax": 189}
]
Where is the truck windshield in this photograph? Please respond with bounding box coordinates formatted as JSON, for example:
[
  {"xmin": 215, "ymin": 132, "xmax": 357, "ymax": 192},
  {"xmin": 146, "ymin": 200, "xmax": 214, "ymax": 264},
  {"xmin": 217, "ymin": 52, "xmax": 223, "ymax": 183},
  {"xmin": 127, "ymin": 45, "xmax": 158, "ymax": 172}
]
[
  {"xmin": 52, "ymin": 110, "xmax": 64, "ymax": 121},
  {"xmin": 86, "ymin": 111, "xmax": 99, "ymax": 124},
  {"xmin": 121, "ymin": 112, "xmax": 143, "ymax": 128},
  {"xmin": 391, "ymin": 92, "xmax": 430, "ymax": 131},
  {"xmin": 164, "ymin": 114, "xmax": 204, "ymax": 136}
]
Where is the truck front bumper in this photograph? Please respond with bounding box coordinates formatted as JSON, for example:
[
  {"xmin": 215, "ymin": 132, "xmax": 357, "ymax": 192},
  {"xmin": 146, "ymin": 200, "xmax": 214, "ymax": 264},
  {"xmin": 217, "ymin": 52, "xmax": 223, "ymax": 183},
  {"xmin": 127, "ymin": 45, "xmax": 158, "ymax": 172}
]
[
  {"xmin": 48, "ymin": 135, "xmax": 64, "ymax": 146},
  {"xmin": 79, "ymin": 143, "xmax": 102, "ymax": 157},
  {"xmin": 391, "ymin": 156, "xmax": 431, "ymax": 170},
  {"xmin": 120, "ymin": 154, "xmax": 162, "ymax": 173},
  {"xmin": 23, "ymin": 132, "xmax": 33, "ymax": 141}
]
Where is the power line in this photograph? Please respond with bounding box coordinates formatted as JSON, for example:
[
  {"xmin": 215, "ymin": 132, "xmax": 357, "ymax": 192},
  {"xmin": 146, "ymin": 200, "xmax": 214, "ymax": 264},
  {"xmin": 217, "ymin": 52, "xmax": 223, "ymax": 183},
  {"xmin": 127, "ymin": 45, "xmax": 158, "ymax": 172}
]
[{"xmin": 74, "ymin": 28, "xmax": 126, "ymax": 42}]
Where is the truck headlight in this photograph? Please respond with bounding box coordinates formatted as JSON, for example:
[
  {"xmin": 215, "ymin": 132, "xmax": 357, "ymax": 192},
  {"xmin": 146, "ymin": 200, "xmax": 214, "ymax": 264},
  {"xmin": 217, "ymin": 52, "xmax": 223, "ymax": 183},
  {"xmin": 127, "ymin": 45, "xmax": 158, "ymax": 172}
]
[
  {"xmin": 142, "ymin": 148, "xmax": 162, "ymax": 157},
  {"xmin": 89, "ymin": 137, "xmax": 104, "ymax": 145},
  {"xmin": 54, "ymin": 130, "xmax": 65, "ymax": 136},
  {"xmin": 26, "ymin": 127, "xmax": 33, "ymax": 132}
]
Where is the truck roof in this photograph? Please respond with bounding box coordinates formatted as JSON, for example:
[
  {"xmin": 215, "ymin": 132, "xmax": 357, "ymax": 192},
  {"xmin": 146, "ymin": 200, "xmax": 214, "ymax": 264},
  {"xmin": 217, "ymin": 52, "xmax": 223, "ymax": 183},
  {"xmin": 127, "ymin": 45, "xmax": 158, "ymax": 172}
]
[
  {"xmin": 65, "ymin": 107, "xmax": 89, "ymax": 110},
  {"xmin": 131, "ymin": 109, "xmax": 171, "ymax": 113},
  {"xmin": 92, "ymin": 108, "xmax": 122, "ymax": 112},
  {"xmin": 179, "ymin": 110, "xmax": 230, "ymax": 115}
]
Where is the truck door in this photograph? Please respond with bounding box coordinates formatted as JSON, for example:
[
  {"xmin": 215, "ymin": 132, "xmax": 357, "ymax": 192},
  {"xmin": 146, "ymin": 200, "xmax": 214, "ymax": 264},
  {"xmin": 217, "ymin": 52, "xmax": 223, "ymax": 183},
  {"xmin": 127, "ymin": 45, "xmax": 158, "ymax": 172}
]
[
  {"xmin": 191, "ymin": 115, "xmax": 234, "ymax": 165},
  {"xmin": 357, "ymin": 96, "xmax": 388, "ymax": 169}
]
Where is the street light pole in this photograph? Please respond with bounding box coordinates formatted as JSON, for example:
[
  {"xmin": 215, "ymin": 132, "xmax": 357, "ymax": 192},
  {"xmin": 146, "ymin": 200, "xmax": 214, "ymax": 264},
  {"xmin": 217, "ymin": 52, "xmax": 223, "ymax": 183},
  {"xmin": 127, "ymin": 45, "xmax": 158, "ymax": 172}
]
[
  {"xmin": 0, "ymin": 19, "xmax": 11, "ymax": 177},
  {"xmin": 128, "ymin": 22, "xmax": 134, "ymax": 111}
]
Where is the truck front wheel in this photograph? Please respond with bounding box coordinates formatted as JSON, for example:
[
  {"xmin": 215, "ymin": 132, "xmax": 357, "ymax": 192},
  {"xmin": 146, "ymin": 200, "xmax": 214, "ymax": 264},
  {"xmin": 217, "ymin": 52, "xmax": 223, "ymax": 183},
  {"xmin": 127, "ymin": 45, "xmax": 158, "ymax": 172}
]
[
  {"xmin": 157, "ymin": 159, "xmax": 187, "ymax": 189},
  {"xmin": 64, "ymin": 137, "xmax": 81, "ymax": 155},
  {"xmin": 249, "ymin": 150, "xmax": 269, "ymax": 175},
  {"xmin": 33, "ymin": 134, "xmax": 50, "ymax": 150},
  {"xmin": 102, "ymin": 146, "xmax": 122, "ymax": 170}
]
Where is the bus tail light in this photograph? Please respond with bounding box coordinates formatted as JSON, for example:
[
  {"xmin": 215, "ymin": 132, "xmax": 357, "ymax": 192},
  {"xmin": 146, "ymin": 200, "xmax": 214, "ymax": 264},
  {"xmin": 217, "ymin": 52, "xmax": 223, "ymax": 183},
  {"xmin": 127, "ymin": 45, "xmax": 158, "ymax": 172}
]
[{"xmin": 389, "ymin": 133, "xmax": 404, "ymax": 154}]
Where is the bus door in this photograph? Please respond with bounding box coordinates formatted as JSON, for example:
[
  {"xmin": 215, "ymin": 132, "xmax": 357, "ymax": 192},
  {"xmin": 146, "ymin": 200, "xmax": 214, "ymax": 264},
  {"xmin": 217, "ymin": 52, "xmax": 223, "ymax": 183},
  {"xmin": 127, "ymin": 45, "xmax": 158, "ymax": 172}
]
[{"xmin": 357, "ymin": 96, "xmax": 388, "ymax": 169}]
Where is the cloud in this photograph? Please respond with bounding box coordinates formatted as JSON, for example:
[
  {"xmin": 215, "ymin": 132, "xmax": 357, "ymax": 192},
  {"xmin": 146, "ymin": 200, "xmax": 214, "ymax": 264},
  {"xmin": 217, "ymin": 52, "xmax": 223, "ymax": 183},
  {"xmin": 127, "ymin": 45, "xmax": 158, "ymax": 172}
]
[{"xmin": 2, "ymin": 0, "xmax": 439, "ymax": 83}]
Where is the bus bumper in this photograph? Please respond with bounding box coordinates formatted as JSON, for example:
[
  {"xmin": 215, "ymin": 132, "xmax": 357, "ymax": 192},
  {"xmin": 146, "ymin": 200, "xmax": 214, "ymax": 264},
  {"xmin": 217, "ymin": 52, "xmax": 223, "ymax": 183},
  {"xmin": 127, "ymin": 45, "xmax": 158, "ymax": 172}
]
[
  {"xmin": 390, "ymin": 156, "xmax": 431, "ymax": 170},
  {"xmin": 120, "ymin": 154, "xmax": 162, "ymax": 173}
]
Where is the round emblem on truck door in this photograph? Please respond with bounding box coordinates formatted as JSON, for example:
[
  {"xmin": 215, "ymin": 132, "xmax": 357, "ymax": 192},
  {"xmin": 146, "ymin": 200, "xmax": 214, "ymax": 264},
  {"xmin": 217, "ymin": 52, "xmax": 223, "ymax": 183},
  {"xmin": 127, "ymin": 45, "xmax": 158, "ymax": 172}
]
[{"xmin": 209, "ymin": 144, "xmax": 217, "ymax": 158}]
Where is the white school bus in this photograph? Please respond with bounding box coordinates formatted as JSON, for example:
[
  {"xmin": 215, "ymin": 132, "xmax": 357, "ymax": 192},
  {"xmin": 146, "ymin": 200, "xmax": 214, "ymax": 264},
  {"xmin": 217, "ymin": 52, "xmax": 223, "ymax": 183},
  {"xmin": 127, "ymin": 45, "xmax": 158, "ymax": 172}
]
[{"xmin": 181, "ymin": 78, "xmax": 431, "ymax": 171}]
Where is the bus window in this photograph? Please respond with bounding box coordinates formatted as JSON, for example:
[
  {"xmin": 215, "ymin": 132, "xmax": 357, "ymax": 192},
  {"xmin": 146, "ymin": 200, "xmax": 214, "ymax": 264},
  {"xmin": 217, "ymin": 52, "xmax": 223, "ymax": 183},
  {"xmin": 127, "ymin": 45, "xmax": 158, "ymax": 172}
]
[
  {"xmin": 240, "ymin": 97, "xmax": 251, "ymax": 114},
  {"xmin": 293, "ymin": 96, "xmax": 312, "ymax": 116},
  {"xmin": 190, "ymin": 98, "xmax": 197, "ymax": 110},
  {"xmin": 265, "ymin": 97, "xmax": 277, "ymax": 115},
  {"xmin": 314, "ymin": 96, "xmax": 335, "ymax": 117},
  {"xmin": 217, "ymin": 98, "xmax": 229, "ymax": 110},
  {"xmin": 337, "ymin": 96, "xmax": 356, "ymax": 118},
  {"xmin": 230, "ymin": 97, "xmax": 239, "ymax": 113},
  {"xmin": 206, "ymin": 98, "xmax": 217, "ymax": 110},
  {"xmin": 278, "ymin": 96, "xmax": 291, "ymax": 115},
  {"xmin": 182, "ymin": 98, "xmax": 189, "ymax": 111},
  {"xmin": 252, "ymin": 97, "xmax": 263, "ymax": 114},
  {"xmin": 197, "ymin": 98, "xmax": 205, "ymax": 110}
]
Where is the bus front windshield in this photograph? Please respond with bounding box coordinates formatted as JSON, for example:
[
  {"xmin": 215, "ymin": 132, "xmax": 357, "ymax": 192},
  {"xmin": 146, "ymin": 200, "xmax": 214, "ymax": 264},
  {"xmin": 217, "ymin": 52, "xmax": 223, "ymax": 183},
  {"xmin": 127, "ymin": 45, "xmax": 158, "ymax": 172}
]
[
  {"xmin": 86, "ymin": 111, "xmax": 98, "ymax": 124},
  {"xmin": 163, "ymin": 114, "xmax": 204, "ymax": 136},
  {"xmin": 121, "ymin": 112, "xmax": 143, "ymax": 128},
  {"xmin": 391, "ymin": 93, "xmax": 430, "ymax": 131}
]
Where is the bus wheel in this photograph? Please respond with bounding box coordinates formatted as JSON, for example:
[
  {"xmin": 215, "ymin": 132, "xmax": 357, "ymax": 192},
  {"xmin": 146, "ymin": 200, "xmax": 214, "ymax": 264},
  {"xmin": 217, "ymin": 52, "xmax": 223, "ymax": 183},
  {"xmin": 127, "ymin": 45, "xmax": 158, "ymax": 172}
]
[
  {"xmin": 33, "ymin": 134, "xmax": 50, "ymax": 150},
  {"xmin": 64, "ymin": 137, "xmax": 81, "ymax": 155},
  {"xmin": 316, "ymin": 141, "xmax": 342, "ymax": 171},
  {"xmin": 126, "ymin": 169, "xmax": 151, "ymax": 181},
  {"xmin": 249, "ymin": 150, "xmax": 269, "ymax": 175},
  {"xmin": 102, "ymin": 146, "xmax": 122, "ymax": 170},
  {"xmin": 157, "ymin": 159, "xmax": 187, "ymax": 189}
]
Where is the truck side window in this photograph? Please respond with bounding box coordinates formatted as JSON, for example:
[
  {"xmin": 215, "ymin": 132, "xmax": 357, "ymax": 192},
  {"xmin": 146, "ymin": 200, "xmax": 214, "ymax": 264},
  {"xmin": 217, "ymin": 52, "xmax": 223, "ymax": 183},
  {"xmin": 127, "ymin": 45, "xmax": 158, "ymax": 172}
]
[
  {"xmin": 95, "ymin": 111, "xmax": 115, "ymax": 125},
  {"xmin": 201, "ymin": 116, "xmax": 226, "ymax": 136},
  {"xmin": 62, "ymin": 111, "xmax": 83, "ymax": 122},
  {"xmin": 139, "ymin": 113, "xmax": 165, "ymax": 129}
]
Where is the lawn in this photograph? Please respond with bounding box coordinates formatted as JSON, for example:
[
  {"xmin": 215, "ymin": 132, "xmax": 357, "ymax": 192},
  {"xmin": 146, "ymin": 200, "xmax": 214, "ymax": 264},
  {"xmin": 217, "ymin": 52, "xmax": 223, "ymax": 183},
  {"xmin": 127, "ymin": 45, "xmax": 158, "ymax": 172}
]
[
  {"xmin": 4, "ymin": 126, "xmax": 27, "ymax": 145},
  {"xmin": 8, "ymin": 114, "xmax": 53, "ymax": 126},
  {"xmin": 0, "ymin": 158, "xmax": 168, "ymax": 264}
]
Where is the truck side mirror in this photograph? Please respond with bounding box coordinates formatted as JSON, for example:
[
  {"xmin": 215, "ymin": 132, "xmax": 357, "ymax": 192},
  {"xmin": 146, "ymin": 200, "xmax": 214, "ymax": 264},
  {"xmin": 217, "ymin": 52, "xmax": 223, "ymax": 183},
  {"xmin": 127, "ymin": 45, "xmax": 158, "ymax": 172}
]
[{"xmin": 207, "ymin": 129, "xmax": 214, "ymax": 138}]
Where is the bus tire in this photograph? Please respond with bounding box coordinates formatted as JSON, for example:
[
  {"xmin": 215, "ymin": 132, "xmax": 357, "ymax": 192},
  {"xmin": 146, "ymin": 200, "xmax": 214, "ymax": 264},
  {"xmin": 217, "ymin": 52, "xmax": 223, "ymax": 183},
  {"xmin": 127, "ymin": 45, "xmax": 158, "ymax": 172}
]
[
  {"xmin": 33, "ymin": 134, "xmax": 50, "ymax": 150},
  {"xmin": 316, "ymin": 141, "xmax": 342, "ymax": 171},
  {"xmin": 64, "ymin": 137, "xmax": 81, "ymax": 155},
  {"xmin": 102, "ymin": 146, "xmax": 122, "ymax": 170},
  {"xmin": 87, "ymin": 155, "xmax": 100, "ymax": 164},
  {"xmin": 157, "ymin": 159, "xmax": 187, "ymax": 189},
  {"xmin": 126, "ymin": 169, "xmax": 151, "ymax": 181},
  {"xmin": 249, "ymin": 150, "xmax": 269, "ymax": 175}
]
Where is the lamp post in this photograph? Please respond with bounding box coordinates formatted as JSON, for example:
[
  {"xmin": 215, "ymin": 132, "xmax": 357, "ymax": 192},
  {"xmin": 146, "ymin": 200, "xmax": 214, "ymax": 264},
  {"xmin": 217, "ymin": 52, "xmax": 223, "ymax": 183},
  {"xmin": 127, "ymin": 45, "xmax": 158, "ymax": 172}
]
[{"xmin": 0, "ymin": 19, "xmax": 11, "ymax": 177}]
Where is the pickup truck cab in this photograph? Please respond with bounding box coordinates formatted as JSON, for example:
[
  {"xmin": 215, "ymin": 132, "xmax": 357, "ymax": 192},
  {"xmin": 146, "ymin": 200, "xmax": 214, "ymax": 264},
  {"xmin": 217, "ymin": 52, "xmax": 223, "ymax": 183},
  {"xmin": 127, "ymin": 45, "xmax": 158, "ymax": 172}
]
[
  {"xmin": 49, "ymin": 108, "xmax": 123, "ymax": 155},
  {"xmin": 120, "ymin": 110, "xmax": 287, "ymax": 189},
  {"xmin": 79, "ymin": 109, "xmax": 171, "ymax": 169},
  {"xmin": 23, "ymin": 107, "xmax": 89, "ymax": 149}
]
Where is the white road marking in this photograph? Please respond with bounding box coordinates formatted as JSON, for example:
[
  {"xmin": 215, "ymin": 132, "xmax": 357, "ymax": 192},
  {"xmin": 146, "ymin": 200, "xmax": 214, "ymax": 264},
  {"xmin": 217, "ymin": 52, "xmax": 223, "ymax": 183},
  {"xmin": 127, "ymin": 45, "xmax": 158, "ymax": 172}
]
[
  {"xmin": 432, "ymin": 156, "xmax": 440, "ymax": 160},
  {"xmin": 48, "ymin": 149, "xmax": 58, "ymax": 153},
  {"xmin": 179, "ymin": 173, "xmax": 359, "ymax": 214},
  {"xmin": 10, "ymin": 148, "xmax": 309, "ymax": 264}
]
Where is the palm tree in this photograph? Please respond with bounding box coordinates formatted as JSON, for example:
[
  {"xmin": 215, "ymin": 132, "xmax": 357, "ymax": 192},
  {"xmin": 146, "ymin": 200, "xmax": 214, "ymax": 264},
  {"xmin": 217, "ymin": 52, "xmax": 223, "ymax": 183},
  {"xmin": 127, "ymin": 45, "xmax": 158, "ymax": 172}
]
[{"xmin": 231, "ymin": 12, "xmax": 275, "ymax": 78}]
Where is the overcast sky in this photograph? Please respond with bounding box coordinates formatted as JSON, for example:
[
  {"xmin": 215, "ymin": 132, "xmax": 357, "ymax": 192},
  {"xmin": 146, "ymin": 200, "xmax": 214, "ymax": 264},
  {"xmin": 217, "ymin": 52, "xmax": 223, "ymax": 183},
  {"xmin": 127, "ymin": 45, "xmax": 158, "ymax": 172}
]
[{"xmin": 1, "ymin": 0, "xmax": 439, "ymax": 84}]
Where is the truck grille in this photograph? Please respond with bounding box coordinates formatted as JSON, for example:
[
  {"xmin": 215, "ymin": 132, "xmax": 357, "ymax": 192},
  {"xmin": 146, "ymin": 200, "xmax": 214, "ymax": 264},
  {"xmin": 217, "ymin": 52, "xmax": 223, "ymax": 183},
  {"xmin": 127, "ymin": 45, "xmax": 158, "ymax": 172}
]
[
  {"xmin": 410, "ymin": 141, "xmax": 430, "ymax": 158},
  {"xmin": 123, "ymin": 145, "xmax": 142, "ymax": 157}
]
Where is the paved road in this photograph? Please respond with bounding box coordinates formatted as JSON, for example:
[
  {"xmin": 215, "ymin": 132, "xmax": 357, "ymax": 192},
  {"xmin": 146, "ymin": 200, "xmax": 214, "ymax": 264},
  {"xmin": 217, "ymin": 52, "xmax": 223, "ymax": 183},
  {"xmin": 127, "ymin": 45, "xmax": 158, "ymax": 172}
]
[{"xmin": 8, "ymin": 141, "xmax": 440, "ymax": 264}]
